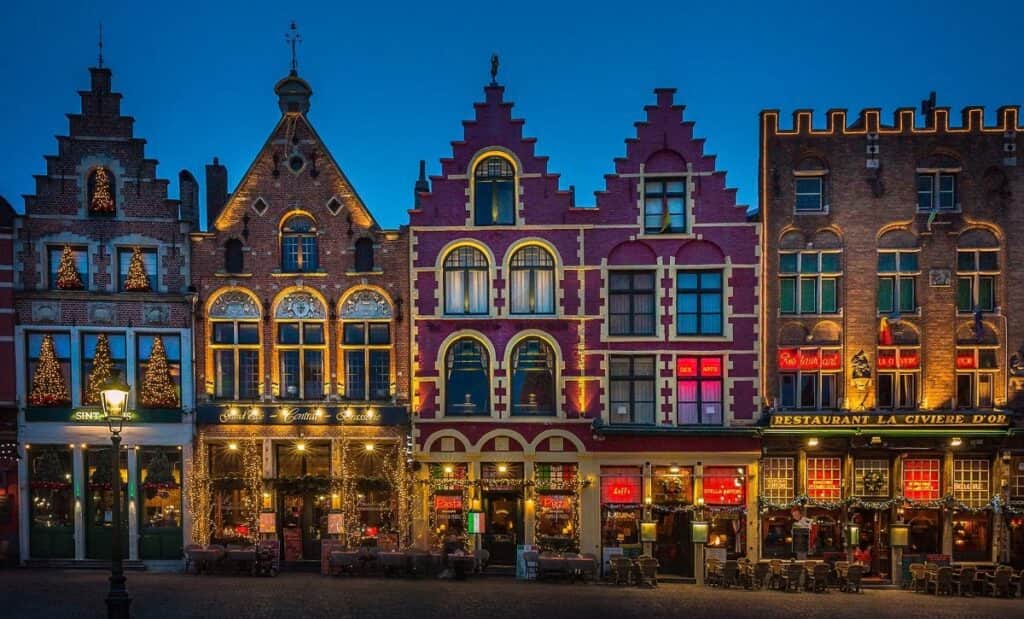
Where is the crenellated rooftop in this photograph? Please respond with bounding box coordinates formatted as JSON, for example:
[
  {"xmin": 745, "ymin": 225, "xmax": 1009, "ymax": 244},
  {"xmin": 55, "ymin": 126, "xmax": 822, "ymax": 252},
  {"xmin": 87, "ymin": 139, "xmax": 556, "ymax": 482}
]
[{"xmin": 763, "ymin": 105, "xmax": 1021, "ymax": 137}]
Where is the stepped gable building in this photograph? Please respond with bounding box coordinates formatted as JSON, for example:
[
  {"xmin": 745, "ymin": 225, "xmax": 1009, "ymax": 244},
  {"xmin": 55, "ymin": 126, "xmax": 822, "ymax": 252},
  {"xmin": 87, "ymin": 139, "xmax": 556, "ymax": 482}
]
[
  {"xmin": 13, "ymin": 64, "xmax": 197, "ymax": 565},
  {"xmin": 410, "ymin": 76, "xmax": 759, "ymax": 577},
  {"xmin": 759, "ymin": 102, "xmax": 1024, "ymax": 576},
  {"xmin": 189, "ymin": 61, "xmax": 411, "ymax": 566}
]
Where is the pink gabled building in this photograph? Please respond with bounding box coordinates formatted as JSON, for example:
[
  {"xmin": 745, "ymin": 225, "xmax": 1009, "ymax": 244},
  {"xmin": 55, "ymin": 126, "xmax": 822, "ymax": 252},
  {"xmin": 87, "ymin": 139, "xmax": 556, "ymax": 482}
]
[{"xmin": 410, "ymin": 76, "xmax": 760, "ymax": 575}]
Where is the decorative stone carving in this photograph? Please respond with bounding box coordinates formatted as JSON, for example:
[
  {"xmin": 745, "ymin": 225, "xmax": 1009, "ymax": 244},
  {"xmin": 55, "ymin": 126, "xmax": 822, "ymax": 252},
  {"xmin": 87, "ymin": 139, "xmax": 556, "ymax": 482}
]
[
  {"xmin": 142, "ymin": 304, "xmax": 170, "ymax": 325},
  {"xmin": 31, "ymin": 302, "xmax": 59, "ymax": 323},
  {"xmin": 209, "ymin": 290, "xmax": 261, "ymax": 319},
  {"xmin": 851, "ymin": 350, "xmax": 871, "ymax": 380},
  {"xmin": 339, "ymin": 290, "xmax": 392, "ymax": 320},
  {"xmin": 275, "ymin": 291, "xmax": 326, "ymax": 320},
  {"xmin": 88, "ymin": 302, "xmax": 116, "ymax": 325}
]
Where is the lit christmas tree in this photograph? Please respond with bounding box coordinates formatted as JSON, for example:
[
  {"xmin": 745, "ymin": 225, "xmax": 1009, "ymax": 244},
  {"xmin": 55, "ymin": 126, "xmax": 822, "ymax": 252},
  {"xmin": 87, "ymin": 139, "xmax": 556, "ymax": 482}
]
[
  {"xmin": 55, "ymin": 245, "xmax": 84, "ymax": 290},
  {"xmin": 140, "ymin": 336, "xmax": 178, "ymax": 408},
  {"xmin": 89, "ymin": 167, "xmax": 115, "ymax": 214},
  {"xmin": 28, "ymin": 334, "xmax": 71, "ymax": 407},
  {"xmin": 83, "ymin": 333, "xmax": 115, "ymax": 406},
  {"xmin": 124, "ymin": 246, "xmax": 151, "ymax": 292}
]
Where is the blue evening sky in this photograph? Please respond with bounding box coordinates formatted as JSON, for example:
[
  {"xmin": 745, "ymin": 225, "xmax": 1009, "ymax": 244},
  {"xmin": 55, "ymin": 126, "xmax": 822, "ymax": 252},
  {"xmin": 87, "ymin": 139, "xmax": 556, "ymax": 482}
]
[{"xmin": 2, "ymin": 1, "xmax": 1021, "ymax": 228}]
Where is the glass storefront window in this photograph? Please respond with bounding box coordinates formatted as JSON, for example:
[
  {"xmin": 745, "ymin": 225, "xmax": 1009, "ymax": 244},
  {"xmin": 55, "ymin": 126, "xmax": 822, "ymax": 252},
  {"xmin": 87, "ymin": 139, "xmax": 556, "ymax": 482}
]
[
  {"xmin": 953, "ymin": 513, "xmax": 991, "ymax": 562},
  {"xmin": 210, "ymin": 444, "xmax": 244, "ymax": 540},
  {"xmin": 708, "ymin": 512, "xmax": 744, "ymax": 557},
  {"xmin": 29, "ymin": 447, "xmax": 73, "ymax": 528},
  {"xmin": 762, "ymin": 510, "xmax": 795, "ymax": 559},
  {"xmin": 275, "ymin": 441, "xmax": 330, "ymax": 477},
  {"xmin": 536, "ymin": 493, "xmax": 574, "ymax": 543},
  {"xmin": 140, "ymin": 447, "xmax": 182, "ymax": 529},
  {"xmin": 904, "ymin": 508, "xmax": 941, "ymax": 555},
  {"xmin": 86, "ymin": 447, "xmax": 128, "ymax": 528},
  {"xmin": 653, "ymin": 466, "xmax": 693, "ymax": 505},
  {"xmin": 601, "ymin": 466, "xmax": 642, "ymax": 554}
]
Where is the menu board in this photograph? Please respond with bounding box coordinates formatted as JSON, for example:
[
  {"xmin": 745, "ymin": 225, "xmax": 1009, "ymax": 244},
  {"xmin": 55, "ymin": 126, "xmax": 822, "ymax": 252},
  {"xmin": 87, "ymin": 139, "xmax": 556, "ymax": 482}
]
[{"xmin": 702, "ymin": 466, "xmax": 746, "ymax": 505}]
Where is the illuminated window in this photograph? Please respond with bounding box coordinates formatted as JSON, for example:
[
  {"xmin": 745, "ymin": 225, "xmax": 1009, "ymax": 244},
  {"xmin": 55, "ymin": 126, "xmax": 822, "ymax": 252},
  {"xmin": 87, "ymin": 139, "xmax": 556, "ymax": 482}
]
[
  {"xmin": 48, "ymin": 245, "xmax": 88, "ymax": 290},
  {"xmin": 443, "ymin": 247, "xmax": 489, "ymax": 315},
  {"xmin": 877, "ymin": 251, "xmax": 918, "ymax": 313},
  {"xmin": 342, "ymin": 322, "xmax": 390, "ymax": 401},
  {"xmin": 806, "ymin": 457, "xmax": 842, "ymax": 501},
  {"xmin": 26, "ymin": 332, "xmax": 71, "ymax": 406},
  {"xmin": 853, "ymin": 459, "xmax": 890, "ymax": 497},
  {"xmin": 28, "ymin": 446, "xmax": 74, "ymax": 558},
  {"xmin": 876, "ymin": 348, "xmax": 920, "ymax": 410},
  {"xmin": 275, "ymin": 292, "xmax": 327, "ymax": 400},
  {"xmin": 902, "ymin": 459, "xmax": 941, "ymax": 501},
  {"xmin": 955, "ymin": 347, "xmax": 998, "ymax": 409},
  {"xmin": 444, "ymin": 339, "xmax": 489, "ymax": 416},
  {"xmin": 644, "ymin": 179, "xmax": 686, "ymax": 233},
  {"xmin": 117, "ymin": 247, "xmax": 157, "ymax": 291},
  {"xmin": 473, "ymin": 156, "xmax": 515, "ymax": 225},
  {"xmin": 281, "ymin": 214, "xmax": 318, "ymax": 273},
  {"xmin": 761, "ymin": 457, "xmax": 795, "ymax": 502},
  {"xmin": 676, "ymin": 356, "xmax": 723, "ymax": 425},
  {"xmin": 608, "ymin": 271, "xmax": 656, "ymax": 336},
  {"xmin": 778, "ymin": 348, "xmax": 841, "ymax": 410},
  {"xmin": 136, "ymin": 334, "xmax": 181, "ymax": 408},
  {"xmin": 952, "ymin": 459, "xmax": 990, "ymax": 509},
  {"xmin": 209, "ymin": 291, "xmax": 262, "ymax": 400},
  {"xmin": 508, "ymin": 246, "xmax": 555, "ymax": 314},
  {"xmin": 780, "ymin": 252, "xmax": 840, "ymax": 315},
  {"xmin": 81, "ymin": 332, "xmax": 126, "ymax": 405},
  {"xmin": 609, "ymin": 355, "xmax": 655, "ymax": 425}
]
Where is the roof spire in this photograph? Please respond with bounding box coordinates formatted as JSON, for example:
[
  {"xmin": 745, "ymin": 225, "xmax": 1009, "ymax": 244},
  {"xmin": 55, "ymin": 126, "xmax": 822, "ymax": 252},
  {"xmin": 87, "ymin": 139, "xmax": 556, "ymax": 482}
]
[
  {"xmin": 286, "ymin": 21, "xmax": 302, "ymax": 76},
  {"xmin": 490, "ymin": 53, "xmax": 499, "ymax": 86},
  {"xmin": 97, "ymin": 22, "xmax": 104, "ymax": 68}
]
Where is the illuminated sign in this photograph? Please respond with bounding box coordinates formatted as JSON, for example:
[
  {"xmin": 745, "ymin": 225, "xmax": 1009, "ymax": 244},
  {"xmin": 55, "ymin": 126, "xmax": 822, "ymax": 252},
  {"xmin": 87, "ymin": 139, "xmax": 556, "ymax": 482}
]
[
  {"xmin": 778, "ymin": 349, "xmax": 842, "ymax": 372},
  {"xmin": 196, "ymin": 405, "xmax": 409, "ymax": 426},
  {"xmin": 903, "ymin": 459, "xmax": 941, "ymax": 501},
  {"xmin": 25, "ymin": 408, "xmax": 180, "ymax": 423},
  {"xmin": 770, "ymin": 413, "xmax": 1007, "ymax": 428},
  {"xmin": 702, "ymin": 467, "xmax": 746, "ymax": 505},
  {"xmin": 433, "ymin": 495, "xmax": 463, "ymax": 512},
  {"xmin": 538, "ymin": 495, "xmax": 572, "ymax": 511},
  {"xmin": 677, "ymin": 357, "xmax": 722, "ymax": 378},
  {"xmin": 601, "ymin": 476, "xmax": 641, "ymax": 504},
  {"xmin": 467, "ymin": 511, "xmax": 485, "ymax": 534}
]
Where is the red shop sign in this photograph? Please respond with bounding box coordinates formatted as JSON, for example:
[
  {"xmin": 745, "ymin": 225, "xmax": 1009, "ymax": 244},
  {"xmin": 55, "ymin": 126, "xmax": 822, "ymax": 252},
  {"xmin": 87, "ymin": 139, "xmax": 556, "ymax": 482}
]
[
  {"xmin": 877, "ymin": 350, "xmax": 897, "ymax": 369},
  {"xmin": 702, "ymin": 466, "xmax": 745, "ymax": 505},
  {"xmin": 433, "ymin": 494, "xmax": 463, "ymax": 511},
  {"xmin": 898, "ymin": 350, "xmax": 920, "ymax": 369},
  {"xmin": 538, "ymin": 495, "xmax": 572, "ymax": 511},
  {"xmin": 956, "ymin": 352, "xmax": 976, "ymax": 370},
  {"xmin": 820, "ymin": 350, "xmax": 842, "ymax": 371},
  {"xmin": 677, "ymin": 357, "xmax": 698, "ymax": 378},
  {"xmin": 700, "ymin": 357, "xmax": 722, "ymax": 377},
  {"xmin": 800, "ymin": 351, "xmax": 820, "ymax": 371},
  {"xmin": 601, "ymin": 476, "xmax": 641, "ymax": 504},
  {"xmin": 903, "ymin": 459, "xmax": 941, "ymax": 501},
  {"xmin": 778, "ymin": 349, "xmax": 800, "ymax": 371}
]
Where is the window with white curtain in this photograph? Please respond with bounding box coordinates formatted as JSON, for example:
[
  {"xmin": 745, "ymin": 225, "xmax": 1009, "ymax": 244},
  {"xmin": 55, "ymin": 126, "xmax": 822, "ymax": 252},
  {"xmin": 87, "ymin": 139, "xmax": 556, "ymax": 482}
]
[
  {"xmin": 509, "ymin": 246, "xmax": 554, "ymax": 314},
  {"xmin": 443, "ymin": 247, "xmax": 489, "ymax": 315}
]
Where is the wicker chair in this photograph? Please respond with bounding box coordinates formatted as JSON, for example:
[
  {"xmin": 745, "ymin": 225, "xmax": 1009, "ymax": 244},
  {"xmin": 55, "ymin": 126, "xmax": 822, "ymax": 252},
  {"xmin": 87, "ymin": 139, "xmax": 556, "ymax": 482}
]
[
  {"xmin": 705, "ymin": 558, "xmax": 723, "ymax": 587},
  {"xmin": 808, "ymin": 563, "xmax": 830, "ymax": 593},
  {"xmin": 953, "ymin": 566, "xmax": 975, "ymax": 597},
  {"xmin": 909, "ymin": 563, "xmax": 928, "ymax": 593},
  {"xmin": 610, "ymin": 556, "xmax": 633, "ymax": 586},
  {"xmin": 751, "ymin": 562, "xmax": 771, "ymax": 590},
  {"xmin": 843, "ymin": 564, "xmax": 863, "ymax": 593},
  {"xmin": 781, "ymin": 562, "xmax": 804, "ymax": 592},
  {"xmin": 637, "ymin": 556, "xmax": 659, "ymax": 588},
  {"xmin": 722, "ymin": 560, "xmax": 740, "ymax": 589},
  {"xmin": 931, "ymin": 566, "xmax": 953, "ymax": 596},
  {"xmin": 987, "ymin": 568, "xmax": 1013, "ymax": 598}
]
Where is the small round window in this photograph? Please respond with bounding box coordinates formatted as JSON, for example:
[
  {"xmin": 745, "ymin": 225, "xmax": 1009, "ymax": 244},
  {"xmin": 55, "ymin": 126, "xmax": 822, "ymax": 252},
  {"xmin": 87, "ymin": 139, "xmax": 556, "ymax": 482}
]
[{"xmin": 289, "ymin": 156, "xmax": 305, "ymax": 172}]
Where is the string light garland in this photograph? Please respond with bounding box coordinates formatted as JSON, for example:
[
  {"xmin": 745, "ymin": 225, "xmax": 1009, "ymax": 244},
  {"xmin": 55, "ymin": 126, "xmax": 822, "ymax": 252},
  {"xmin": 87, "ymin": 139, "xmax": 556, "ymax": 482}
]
[
  {"xmin": 123, "ymin": 246, "xmax": 151, "ymax": 292},
  {"xmin": 89, "ymin": 166, "xmax": 115, "ymax": 214},
  {"xmin": 241, "ymin": 437, "xmax": 263, "ymax": 542},
  {"xmin": 757, "ymin": 492, "xmax": 1016, "ymax": 515},
  {"xmin": 28, "ymin": 334, "xmax": 71, "ymax": 407},
  {"xmin": 140, "ymin": 336, "xmax": 178, "ymax": 408},
  {"xmin": 83, "ymin": 333, "xmax": 114, "ymax": 405},
  {"xmin": 55, "ymin": 245, "xmax": 84, "ymax": 290},
  {"xmin": 187, "ymin": 433, "xmax": 212, "ymax": 545}
]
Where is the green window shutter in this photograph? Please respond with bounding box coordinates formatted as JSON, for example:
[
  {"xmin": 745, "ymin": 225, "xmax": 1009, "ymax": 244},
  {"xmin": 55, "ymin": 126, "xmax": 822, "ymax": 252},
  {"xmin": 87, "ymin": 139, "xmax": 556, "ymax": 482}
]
[
  {"xmin": 780, "ymin": 278, "xmax": 796, "ymax": 314},
  {"xmin": 957, "ymin": 277, "xmax": 973, "ymax": 312},
  {"xmin": 800, "ymin": 278, "xmax": 817, "ymax": 314},
  {"xmin": 877, "ymin": 277, "xmax": 894, "ymax": 313},
  {"xmin": 898, "ymin": 277, "xmax": 916, "ymax": 313},
  {"xmin": 821, "ymin": 279, "xmax": 837, "ymax": 314},
  {"xmin": 978, "ymin": 277, "xmax": 994, "ymax": 311}
]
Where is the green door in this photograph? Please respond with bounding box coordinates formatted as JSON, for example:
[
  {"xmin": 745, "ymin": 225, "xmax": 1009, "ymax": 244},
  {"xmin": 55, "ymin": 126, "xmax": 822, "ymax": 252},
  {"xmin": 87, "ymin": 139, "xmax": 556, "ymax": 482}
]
[
  {"xmin": 138, "ymin": 447, "xmax": 184, "ymax": 560},
  {"xmin": 85, "ymin": 447, "xmax": 129, "ymax": 560},
  {"xmin": 27, "ymin": 446, "xmax": 75, "ymax": 559}
]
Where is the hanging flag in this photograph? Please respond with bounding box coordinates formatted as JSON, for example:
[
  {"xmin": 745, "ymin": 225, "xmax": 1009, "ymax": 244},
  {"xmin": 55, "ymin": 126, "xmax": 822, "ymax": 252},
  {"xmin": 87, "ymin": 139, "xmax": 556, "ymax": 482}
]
[
  {"xmin": 926, "ymin": 203, "xmax": 938, "ymax": 232},
  {"xmin": 879, "ymin": 316, "xmax": 893, "ymax": 345},
  {"xmin": 973, "ymin": 306, "xmax": 984, "ymax": 341}
]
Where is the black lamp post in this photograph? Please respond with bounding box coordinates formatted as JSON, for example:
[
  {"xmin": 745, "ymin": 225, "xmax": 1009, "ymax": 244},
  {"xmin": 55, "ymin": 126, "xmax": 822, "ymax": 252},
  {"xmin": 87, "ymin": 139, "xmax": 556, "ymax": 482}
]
[{"xmin": 100, "ymin": 373, "xmax": 132, "ymax": 619}]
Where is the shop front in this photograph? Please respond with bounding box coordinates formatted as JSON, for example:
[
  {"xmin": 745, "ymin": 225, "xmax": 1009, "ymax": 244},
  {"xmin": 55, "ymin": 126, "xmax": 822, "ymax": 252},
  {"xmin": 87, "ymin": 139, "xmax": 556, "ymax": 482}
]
[
  {"xmin": 651, "ymin": 466, "xmax": 694, "ymax": 576},
  {"xmin": 600, "ymin": 466, "xmax": 643, "ymax": 566},
  {"xmin": 193, "ymin": 404, "xmax": 410, "ymax": 568},
  {"xmin": 702, "ymin": 466, "xmax": 748, "ymax": 561},
  {"xmin": 479, "ymin": 462, "xmax": 525, "ymax": 565}
]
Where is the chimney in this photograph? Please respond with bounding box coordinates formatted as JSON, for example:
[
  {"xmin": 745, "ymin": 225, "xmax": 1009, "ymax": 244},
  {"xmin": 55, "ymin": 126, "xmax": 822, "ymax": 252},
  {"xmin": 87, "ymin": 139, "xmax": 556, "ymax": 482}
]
[
  {"xmin": 205, "ymin": 157, "xmax": 228, "ymax": 230},
  {"xmin": 178, "ymin": 170, "xmax": 199, "ymax": 230},
  {"xmin": 413, "ymin": 160, "xmax": 430, "ymax": 208}
]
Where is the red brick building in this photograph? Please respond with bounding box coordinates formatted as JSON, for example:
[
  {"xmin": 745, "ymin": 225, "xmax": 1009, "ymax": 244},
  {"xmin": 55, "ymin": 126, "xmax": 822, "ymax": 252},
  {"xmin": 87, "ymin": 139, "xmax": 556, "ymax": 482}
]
[
  {"xmin": 189, "ymin": 66, "xmax": 411, "ymax": 566},
  {"xmin": 13, "ymin": 65, "xmax": 196, "ymax": 565},
  {"xmin": 759, "ymin": 102, "xmax": 1024, "ymax": 576}
]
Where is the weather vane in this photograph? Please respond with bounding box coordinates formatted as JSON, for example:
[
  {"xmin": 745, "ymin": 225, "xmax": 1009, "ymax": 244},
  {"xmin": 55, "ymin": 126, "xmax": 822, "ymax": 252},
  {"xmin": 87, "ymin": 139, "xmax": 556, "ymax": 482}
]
[
  {"xmin": 286, "ymin": 21, "xmax": 302, "ymax": 75},
  {"xmin": 98, "ymin": 22, "xmax": 104, "ymax": 68},
  {"xmin": 490, "ymin": 53, "xmax": 499, "ymax": 86}
]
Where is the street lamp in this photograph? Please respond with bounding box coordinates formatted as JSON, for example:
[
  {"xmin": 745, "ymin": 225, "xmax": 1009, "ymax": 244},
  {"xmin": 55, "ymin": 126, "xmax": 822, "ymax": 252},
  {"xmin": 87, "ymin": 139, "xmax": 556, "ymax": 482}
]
[{"xmin": 100, "ymin": 372, "xmax": 132, "ymax": 619}]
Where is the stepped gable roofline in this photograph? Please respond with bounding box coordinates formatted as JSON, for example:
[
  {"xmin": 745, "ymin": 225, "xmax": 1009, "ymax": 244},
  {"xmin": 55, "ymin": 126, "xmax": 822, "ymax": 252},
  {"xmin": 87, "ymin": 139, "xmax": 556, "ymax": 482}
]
[
  {"xmin": 595, "ymin": 87, "xmax": 747, "ymax": 212},
  {"xmin": 212, "ymin": 108, "xmax": 377, "ymax": 233},
  {"xmin": 762, "ymin": 104, "xmax": 1022, "ymax": 137}
]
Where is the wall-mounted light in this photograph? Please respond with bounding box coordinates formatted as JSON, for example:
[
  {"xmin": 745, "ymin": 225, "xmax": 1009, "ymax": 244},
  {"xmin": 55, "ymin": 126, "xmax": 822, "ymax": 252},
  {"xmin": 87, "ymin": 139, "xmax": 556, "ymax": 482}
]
[
  {"xmin": 950, "ymin": 437, "xmax": 962, "ymax": 447},
  {"xmin": 364, "ymin": 442, "xmax": 375, "ymax": 452},
  {"xmin": 807, "ymin": 437, "xmax": 819, "ymax": 447},
  {"xmin": 296, "ymin": 442, "xmax": 307, "ymax": 452},
  {"xmin": 227, "ymin": 442, "xmax": 238, "ymax": 451}
]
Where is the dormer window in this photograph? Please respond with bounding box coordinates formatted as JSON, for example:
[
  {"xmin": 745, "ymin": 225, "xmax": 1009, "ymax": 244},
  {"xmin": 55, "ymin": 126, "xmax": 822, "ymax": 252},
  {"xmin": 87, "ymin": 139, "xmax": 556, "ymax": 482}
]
[
  {"xmin": 473, "ymin": 156, "xmax": 515, "ymax": 226},
  {"xmin": 794, "ymin": 157, "xmax": 828, "ymax": 213},
  {"xmin": 643, "ymin": 180, "xmax": 686, "ymax": 233},
  {"xmin": 281, "ymin": 214, "xmax": 318, "ymax": 273}
]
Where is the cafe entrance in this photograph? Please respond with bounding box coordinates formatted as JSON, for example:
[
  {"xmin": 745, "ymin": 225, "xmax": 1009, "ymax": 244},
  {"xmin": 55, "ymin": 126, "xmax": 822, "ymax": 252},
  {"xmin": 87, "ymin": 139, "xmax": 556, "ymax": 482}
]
[
  {"xmin": 278, "ymin": 491, "xmax": 330, "ymax": 562},
  {"xmin": 849, "ymin": 507, "xmax": 891, "ymax": 580},
  {"xmin": 482, "ymin": 491, "xmax": 522, "ymax": 565},
  {"xmin": 653, "ymin": 511, "xmax": 693, "ymax": 576}
]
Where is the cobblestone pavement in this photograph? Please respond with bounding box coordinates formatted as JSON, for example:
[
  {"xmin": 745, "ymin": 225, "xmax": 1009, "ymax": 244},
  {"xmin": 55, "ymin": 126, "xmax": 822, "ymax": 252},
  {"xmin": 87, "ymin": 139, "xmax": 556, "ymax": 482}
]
[{"xmin": 1, "ymin": 570, "xmax": 1018, "ymax": 619}]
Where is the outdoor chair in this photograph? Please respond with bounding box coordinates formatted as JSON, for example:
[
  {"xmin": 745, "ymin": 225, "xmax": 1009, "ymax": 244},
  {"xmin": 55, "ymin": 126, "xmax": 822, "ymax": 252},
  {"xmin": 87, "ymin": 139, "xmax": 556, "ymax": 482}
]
[
  {"xmin": 704, "ymin": 558, "xmax": 722, "ymax": 586},
  {"xmin": 751, "ymin": 562, "xmax": 771, "ymax": 590},
  {"xmin": 636, "ymin": 556, "xmax": 659, "ymax": 588},
  {"xmin": 930, "ymin": 566, "xmax": 953, "ymax": 596},
  {"xmin": 611, "ymin": 556, "xmax": 632, "ymax": 586},
  {"xmin": 522, "ymin": 551, "xmax": 539, "ymax": 581},
  {"xmin": 909, "ymin": 563, "xmax": 927, "ymax": 593},
  {"xmin": 987, "ymin": 568, "xmax": 1012, "ymax": 598},
  {"xmin": 569, "ymin": 553, "xmax": 598, "ymax": 583},
  {"xmin": 722, "ymin": 560, "xmax": 740, "ymax": 589},
  {"xmin": 953, "ymin": 566, "xmax": 975, "ymax": 596},
  {"xmin": 842, "ymin": 564, "xmax": 863, "ymax": 593},
  {"xmin": 781, "ymin": 562, "xmax": 803, "ymax": 593},
  {"xmin": 808, "ymin": 563, "xmax": 830, "ymax": 593}
]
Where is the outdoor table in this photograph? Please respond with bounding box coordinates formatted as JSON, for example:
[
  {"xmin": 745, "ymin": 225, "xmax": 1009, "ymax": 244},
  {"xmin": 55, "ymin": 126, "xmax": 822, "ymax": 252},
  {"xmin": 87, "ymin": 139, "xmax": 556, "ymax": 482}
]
[
  {"xmin": 226, "ymin": 548, "xmax": 257, "ymax": 574},
  {"xmin": 450, "ymin": 554, "xmax": 476, "ymax": 580},
  {"xmin": 379, "ymin": 552, "xmax": 408, "ymax": 575},
  {"xmin": 566, "ymin": 556, "xmax": 596, "ymax": 583}
]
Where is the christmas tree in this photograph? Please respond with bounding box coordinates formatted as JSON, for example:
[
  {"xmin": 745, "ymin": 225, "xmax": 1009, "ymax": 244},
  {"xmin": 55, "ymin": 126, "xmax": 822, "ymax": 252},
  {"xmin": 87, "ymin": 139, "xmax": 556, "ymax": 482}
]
[
  {"xmin": 83, "ymin": 333, "xmax": 115, "ymax": 406},
  {"xmin": 90, "ymin": 448, "xmax": 116, "ymax": 489},
  {"xmin": 31, "ymin": 449, "xmax": 70, "ymax": 489},
  {"xmin": 89, "ymin": 167, "xmax": 115, "ymax": 214},
  {"xmin": 142, "ymin": 450, "xmax": 178, "ymax": 489},
  {"xmin": 124, "ymin": 246, "xmax": 151, "ymax": 292},
  {"xmin": 140, "ymin": 336, "xmax": 178, "ymax": 408},
  {"xmin": 55, "ymin": 245, "xmax": 84, "ymax": 290},
  {"xmin": 28, "ymin": 334, "xmax": 71, "ymax": 407}
]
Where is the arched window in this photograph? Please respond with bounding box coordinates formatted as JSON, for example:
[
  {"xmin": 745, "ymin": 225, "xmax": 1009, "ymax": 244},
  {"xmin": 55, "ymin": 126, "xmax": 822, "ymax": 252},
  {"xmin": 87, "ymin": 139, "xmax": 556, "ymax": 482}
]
[
  {"xmin": 224, "ymin": 239, "xmax": 244, "ymax": 274},
  {"xmin": 443, "ymin": 247, "xmax": 488, "ymax": 315},
  {"xmin": 340, "ymin": 290, "xmax": 392, "ymax": 401},
  {"xmin": 474, "ymin": 156, "xmax": 515, "ymax": 225},
  {"xmin": 208, "ymin": 291, "xmax": 261, "ymax": 400},
  {"xmin": 281, "ymin": 214, "xmax": 318, "ymax": 272},
  {"xmin": 509, "ymin": 338, "xmax": 556, "ymax": 416},
  {"xmin": 354, "ymin": 238, "xmax": 374, "ymax": 273},
  {"xmin": 88, "ymin": 167, "xmax": 116, "ymax": 215},
  {"xmin": 445, "ymin": 338, "xmax": 490, "ymax": 415},
  {"xmin": 275, "ymin": 292, "xmax": 327, "ymax": 400},
  {"xmin": 509, "ymin": 246, "xmax": 555, "ymax": 314}
]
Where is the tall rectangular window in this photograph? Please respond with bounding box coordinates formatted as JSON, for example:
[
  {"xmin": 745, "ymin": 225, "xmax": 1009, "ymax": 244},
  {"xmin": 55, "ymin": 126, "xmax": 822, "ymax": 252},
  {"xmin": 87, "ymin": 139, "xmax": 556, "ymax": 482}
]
[
  {"xmin": 779, "ymin": 251, "xmax": 840, "ymax": 315},
  {"xmin": 956, "ymin": 250, "xmax": 998, "ymax": 313},
  {"xmin": 48, "ymin": 245, "xmax": 88, "ymax": 290},
  {"xmin": 644, "ymin": 179, "xmax": 686, "ymax": 233},
  {"xmin": 777, "ymin": 348, "xmax": 841, "ymax": 410},
  {"xmin": 917, "ymin": 172, "xmax": 957, "ymax": 211},
  {"xmin": 761, "ymin": 457, "xmax": 795, "ymax": 502},
  {"xmin": 342, "ymin": 322, "xmax": 391, "ymax": 401},
  {"xmin": 955, "ymin": 348, "xmax": 997, "ymax": 409},
  {"xmin": 26, "ymin": 333, "xmax": 72, "ymax": 406},
  {"xmin": 212, "ymin": 322, "xmax": 260, "ymax": 400},
  {"xmin": 136, "ymin": 334, "xmax": 181, "ymax": 408},
  {"xmin": 277, "ymin": 322, "xmax": 325, "ymax": 400},
  {"xmin": 81, "ymin": 332, "xmax": 127, "ymax": 405},
  {"xmin": 877, "ymin": 251, "xmax": 918, "ymax": 314},
  {"xmin": 608, "ymin": 271, "xmax": 656, "ymax": 336},
  {"xmin": 876, "ymin": 348, "xmax": 920, "ymax": 409},
  {"xmin": 676, "ymin": 356, "xmax": 723, "ymax": 425},
  {"xmin": 794, "ymin": 177, "xmax": 824, "ymax": 212},
  {"xmin": 609, "ymin": 356, "xmax": 655, "ymax": 425},
  {"xmin": 854, "ymin": 459, "xmax": 890, "ymax": 497},
  {"xmin": 676, "ymin": 270, "xmax": 723, "ymax": 335},
  {"xmin": 806, "ymin": 457, "xmax": 843, "ymax": 501},
  {"xmin": 117, "ymin": 247, "xmax": 158, "ymax": 291},
  {"xmin": 952, "ymin": 459, "xmax": 990, "ymax": 509}
]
